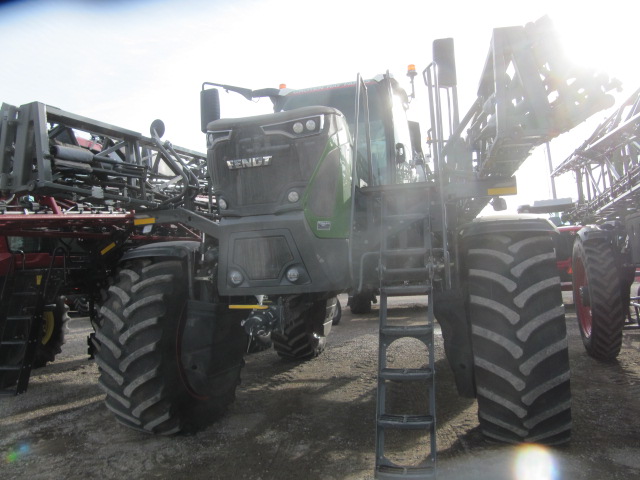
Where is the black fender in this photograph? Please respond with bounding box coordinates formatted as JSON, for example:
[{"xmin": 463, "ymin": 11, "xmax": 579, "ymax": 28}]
[
  {"xmin": 119, "ymin": 240, "xmax": 201, "ymax": 299},
  {"xmin": 433, "ymin": 288, "xmax": 476, "ymax": 398},
  {"xmin": 120, "ymin": 240, "xmax": 201, "ymax": 263},
  {"xmin": 575, "ymin": 224, "xmax": 615, "ymax": 244},
  {"xmin": 459, "ymin": 215, "xmax": 558, "ymax": 239}
]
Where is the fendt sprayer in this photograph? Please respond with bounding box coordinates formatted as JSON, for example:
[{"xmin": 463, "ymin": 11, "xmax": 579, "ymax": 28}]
[
  {"xmin": 548, "ymin": 86, "xmax": 640, "ymax": 361},
  {"xmin": 0, "ymin": 17, "xmax": 617, "ymax": 478}
]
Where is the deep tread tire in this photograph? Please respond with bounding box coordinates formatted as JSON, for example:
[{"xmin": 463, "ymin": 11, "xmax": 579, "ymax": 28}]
[
  {"xmin": 572, "ymin": 237, "xmax": 625, "ymax": 360},
  {"xmin": 272, "ymin": 295, "xmax": 331, "ymax": 360},
  {"xmin": 349, "ymin": 292, "xmax": 372, "ymax": 314},
  {"xmin": 95, "ymin": 258, "xmax": 245, "ymax": 434},
  {"xmin": 465, "ymin": 232, "xmax": 572, "ymax": 445},
  {"xmin": 33, "ymin": 297, "xmax": 69, "ymax": 368}
]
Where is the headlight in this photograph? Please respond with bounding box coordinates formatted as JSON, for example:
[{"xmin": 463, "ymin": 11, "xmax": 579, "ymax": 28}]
[
  {"xmin": 286, "ymin": 267, "xmax": 300, "ymax": 283},
  {"xmin": 229, "ymin": 270, "xmax": 244, "ymax": 286},
  {"xmin": 262, "ymin": 115, "xmax": 324, "ymax": 138},
  {"xmin": 218, "ymin": 198, "xmax": 228, "ymax": 210},
  {"xmin": 287, "ymin": 190, "xmax": 300, "ymax": 203}
]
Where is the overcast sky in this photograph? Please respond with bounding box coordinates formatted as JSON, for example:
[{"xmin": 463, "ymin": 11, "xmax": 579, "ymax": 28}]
[{"xmin": 1, "ymin": 0, "xmax": 638, "ymax": 211}]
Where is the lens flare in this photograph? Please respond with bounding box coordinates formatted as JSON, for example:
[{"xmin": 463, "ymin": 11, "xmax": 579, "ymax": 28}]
[
  {"xmin": 513, "ymin": 444, "xmax": 558, "ymax": 480},
  {"xmin": 5, "ymin": 443, "xmax": 30, "ymax": 464}
]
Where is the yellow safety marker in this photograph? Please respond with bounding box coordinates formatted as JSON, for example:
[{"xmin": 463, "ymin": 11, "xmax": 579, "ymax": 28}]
[
  {"xmin": 229, "ymin": 305, "xmax": 270, "ymax": 310},
  {"xmin": 487, "ymin": 186, "xmax": 517, "ymax": 196},
  {"xmin": 101, "ymin": 243, "xmax": 117, "ymax": 255},
  {"xmin": 134, "ymin": 217, "xmax": 156, "ymax": 226}
]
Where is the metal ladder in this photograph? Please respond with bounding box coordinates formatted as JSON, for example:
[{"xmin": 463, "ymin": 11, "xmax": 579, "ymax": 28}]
[
  {"xmin": 0, "ymin": 261, "xmax": 46, "ymax": 396},
  {"xmin": 375, "ymin": 187, "xmax": 436, "ymax": 479}
]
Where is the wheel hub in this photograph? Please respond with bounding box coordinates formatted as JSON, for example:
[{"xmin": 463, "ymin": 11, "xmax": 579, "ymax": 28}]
[{"xmin": 579, "ymin": 285, "xmax": 591, "ymax": 307}]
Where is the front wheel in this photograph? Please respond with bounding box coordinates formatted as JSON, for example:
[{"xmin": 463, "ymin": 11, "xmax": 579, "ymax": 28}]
[
  {"xmin": 572, "ymin": 236, "xmax": 625, "ymax": 360},
  {"xmin": 272, "ymin": 294, "xmax": 333, "ymax": 360},
  {"xmin": 94, "ymin": 258, "xmax": 246, "ymax": 434},
  {"xmin": 348, "ymin": 291, "xmax": 373, "ymax": 314},
  {"xmin": 464, "ymin": 231, "xmax": 571, "ymax": 445}
]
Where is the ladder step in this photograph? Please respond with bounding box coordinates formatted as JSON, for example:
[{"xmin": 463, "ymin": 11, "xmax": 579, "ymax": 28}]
[
  {"xmin": 381, "ymin": 285, "xmax": 430, "ymax": 295},
  {"xmin": 0, "ymin": 339, "xmax": 28, "ymax": 346},
  {"xmin": 378, "ymin": 414, "xmax": 434, "ymax": 430},
  {"xmin": 12, "ymin": 291, "xmax": 38, "ymax": 297},
  {"xmin": 6, "ymin": 315, "xmax": 33, "ymax": 322},
  {"xmin": 5, "ymin": 315, "xmax": 33, "ymax": 322},
  {"xmin": 384, "ymin": 213, "xmax": 425, "ymax": 223},
  {"xmin": 382, "ymin": 248, "xmax": 428, "ymax": 257},
  {"xmin": 376, "ymin": 463, "xmax": 436, "ymax": 479},
  {"xmin": 381, "ymin": 325, "xmax": 433, "ymax": 339},
  {"xmin": 381, "ymin": 267, "xmax": 428, "ymax": 282},
  {"xmin": 380, "ymin": 367, "xmax": 433, "ymax": 381},
  {"xmin": 0, "ymin": 365, "xmax": 22, "ymax": 371}
]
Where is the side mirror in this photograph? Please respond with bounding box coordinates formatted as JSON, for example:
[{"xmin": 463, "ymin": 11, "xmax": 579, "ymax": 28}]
[
  {"xmin": 200, "ymin": 88, "xmax": 221, "ymax": 133},
  {"xmin": 433, "ymin": 38, "xmax": 457, "ymax": 88},
  {"xmin": 491, "ymin": 196, "xmax": 507, "ymax": 211},
  {"xmin": 150, "ymin": 119, "xmax": 165, "ymax": 138},
  {"xmin": 408, "ymin": 121, "xmax": 423, "ymax": 156},
  {"xmin": 395, "ymin": 143, "xmax": 406, "ymax": 164}
]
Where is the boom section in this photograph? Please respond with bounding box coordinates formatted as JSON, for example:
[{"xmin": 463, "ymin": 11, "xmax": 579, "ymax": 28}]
[
  {"xmin": 0, "ymin": 102, "xmax": 208, "ymax": 213},
  {"xmin": 552, "ymin": 88, "xmax": 640, "ymax": 224}
]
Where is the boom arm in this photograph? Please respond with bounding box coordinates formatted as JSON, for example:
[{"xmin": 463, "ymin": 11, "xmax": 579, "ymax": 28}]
[{"xmin": 428, "ymin": 16, "xmax": 618, "ymax": 222}]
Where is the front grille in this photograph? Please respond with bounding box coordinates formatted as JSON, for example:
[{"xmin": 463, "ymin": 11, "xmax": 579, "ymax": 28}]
[
  {"xmin": 207, "ymin": 106, "xmax": 340, "ymax": 215},
  {"xmin": 233, "ymin": 236, "xmax": 293, "ymax": 280}
]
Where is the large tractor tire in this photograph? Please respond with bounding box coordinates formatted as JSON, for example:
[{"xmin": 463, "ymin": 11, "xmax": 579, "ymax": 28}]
[
  {"xmin": 272, "ymin": 295, "xmax": 333, "ymax": 360},
  {"xmin": 0, "ymin": 291, "xmax": 67, "ymax": 388},
  {"xmin": 572, "ymin": 236, "xmax": 625, "ymax": 360},
  {"xmin": 348, "ymin": 291, "xmax": 373, "ymax": 314},
  {"xmin": 465, "ymin": 231, "xmax": 572, "ymax": 445},
  {"xmin": 34, "ymin": 297, "xmax": 69, "ymax": 368},
  {"xmin": 94, "ymin": 258, "xmax": 246, "ymax": 434}
]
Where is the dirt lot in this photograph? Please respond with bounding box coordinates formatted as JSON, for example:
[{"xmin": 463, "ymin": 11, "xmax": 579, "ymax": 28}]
[{"xmin": 1, "ymin": 293, "xmax": 639, "ymax": 480}]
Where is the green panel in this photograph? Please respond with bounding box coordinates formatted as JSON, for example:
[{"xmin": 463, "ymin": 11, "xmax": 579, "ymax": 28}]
[{"xmin": 303, "ymin": 133, "xmax": 353, "ymax": 239}]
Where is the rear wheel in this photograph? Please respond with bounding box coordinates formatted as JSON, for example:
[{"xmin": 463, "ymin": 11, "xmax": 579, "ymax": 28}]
[
  {"xmin": 572, "ymin": 236, "xmax": 625, "ymax": 360},
  {"xmin": 34, "ymin": 297, "xmax": 69, "ymax": 368},
  {"xmin": 465, "ymin": 231, "xmax": 571, "ymax": 444},
  {"xmin": 349, "ymin": 291, "xmax": 373, "ymax": 314},
  {"xmin": 272, "ymin": 295, "xmax": 332, "ymax": 360},
  {"xmin": 331, "ymin": 297, "xmax": 342, "ymax": 325},
  {"xmin": 95, "ymin": 258, "xmax": 246, "ymax": 434}
]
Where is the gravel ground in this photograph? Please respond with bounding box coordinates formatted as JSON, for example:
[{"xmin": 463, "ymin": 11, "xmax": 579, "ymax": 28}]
[{"xmin": 1, "ymin": 293, "xmax": 639, "ymax": 479}]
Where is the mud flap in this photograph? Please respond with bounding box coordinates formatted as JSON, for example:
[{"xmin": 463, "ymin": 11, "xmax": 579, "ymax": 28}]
[
  {"xmin": 433, "ymin": 289, "xmax": 476, "ymax": 398},
  {"xmin": 180, "ymin": 300, "xmax": 248, "ymax": 398}
]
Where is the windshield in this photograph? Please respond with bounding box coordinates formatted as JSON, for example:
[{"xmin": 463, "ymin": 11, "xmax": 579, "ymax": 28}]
[
  {"xmin": 275, "ymin": 82, "xmax": 381, "ymax": 128},
  {"xmin": 274, "ymin": 79, "xmax": 416, "ymax": 186},
  {"xmin": 276, "ymin": 82, "xmax": 389, "ymax": 185}
]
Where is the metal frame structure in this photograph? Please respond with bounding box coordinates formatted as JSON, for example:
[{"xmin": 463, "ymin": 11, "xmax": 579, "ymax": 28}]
[{"xmin": 552, "ymin": 88, "xmax": 640, "ymax": 223}]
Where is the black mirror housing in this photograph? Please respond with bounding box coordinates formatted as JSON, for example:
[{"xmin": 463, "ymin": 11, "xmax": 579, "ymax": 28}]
[{"xmin": 200, "ymin": 88, "xmax": 221, "ymax": 133}]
